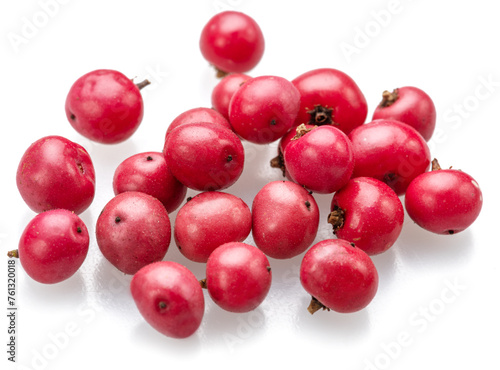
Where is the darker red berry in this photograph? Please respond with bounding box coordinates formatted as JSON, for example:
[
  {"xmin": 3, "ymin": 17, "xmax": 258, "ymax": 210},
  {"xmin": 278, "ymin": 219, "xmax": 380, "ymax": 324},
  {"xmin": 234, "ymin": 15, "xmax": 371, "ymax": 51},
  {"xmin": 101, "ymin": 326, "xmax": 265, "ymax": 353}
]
[
  {"xmin": 405, "ymin": 159, "xmax": 483, "ymax": 234},
  {"xmin": 211, "ymin": 73, "xmax": 251, "ymax": 120},
  {"xmin": 204, "ymin": 242, "xmax": 272, "ymax": 313},
  {"xmin": 113, "ymin": 151, "xmax": 187, "ymax": 213},
  {"xmin": 292, "ymin": 68, "xmax": 367, "ymax": 134},
  {"xmin": 199, "ymin": 11, "xmax": 265, "ymax": 75},
  {"xmin": 229, "ymin": 75, "xmax": 301, "ymax": 144},
  {"xmin": 372, "ymin": 86, "xmax": 436, "ymax": 141},
  {"xmin": 131, "ymin": 261, "xmax": 204, "ymax": 339},
  {"xmin": 174, "ymin": 191, "xmax": 252, "ymax": 263},
  {"xmin": 300, "ymin": 239, "xmax": 378, "ymax": 314},
  {"xmin": 65, "ymin": 69, "xmax": 148, "ymax": 144},
  {"xmin": 329, "ymin": 177, "xmax": 404, "ymax": 255},
  {"xmin": 163, "ymin": 122, "xmax": 244, "ymax": 191},
  {"xmin": 348, "ymin": 119, "xmax": 431, "ymax": 195},
  {"xmin": 16, "ymin": 135, "xmax": 95, "ymax": 214},
  {"xmin": 15, "ymin": 209, "xmax": 89, "ymax": 284}
]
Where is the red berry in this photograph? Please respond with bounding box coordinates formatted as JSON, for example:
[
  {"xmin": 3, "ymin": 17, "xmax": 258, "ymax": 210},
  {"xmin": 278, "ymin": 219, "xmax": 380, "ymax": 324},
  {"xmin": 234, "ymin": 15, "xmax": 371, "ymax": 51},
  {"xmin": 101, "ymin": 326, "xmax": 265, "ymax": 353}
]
[
  {"xmin": 199, "ymin": 11, "xmax": 265, "ymax": 75},
  {"xmin": 165, "ymin": 107, "xmax": 232, "ymax": 139},
  {"xmin": 16, "ymin": 135, "xmax": 95, "ymax": 214},
  {"xmin": 292, "ymin": 68, "xmax": 367, "ymax": 134},
  {"xmin": 96, "ymin": 192, "xmax": 171, "ymax": 275},
  {"xmin": 211, "ymin": 73, "xmax": 251, "ymax": 120},
  {"xmin": 65, "ymin": 69, "xmax": 148, "ymax": 144},
  {"xmin": 300, "ymin": 239, "xmax": 378, "ymax": 314},
  {"xmin": 372, "ymin": 86, "xmax": 436, "ymax": 141},
  {"xmin": 174, "ymin": 192, "xmax": 252, "ymax": 263},
  {"xmin": 131, "ymin": 261, "xmax": 204, "ymax": 339},
  {"xmin": 204, "ymin": 242, "xmax": 272, "ymax": 313},
  {"xmin": 229, "ymin": 75, "xmax": 301, "ymax": 144},
  {"xmin": 15, "ymin": 209, "xmax": 89, "ymax": 284},
  {"xmin": 329, "ymin": 177, "xmax": 404, "ymax": 255},
  {"xmin": 252, "ymin": 180, "xmax": 319, "ymax": 259},
  {"xmin": 284, "ymin": 125, "xmax": 354, "ymax": 194},
  {"xmin": 349, "ymin": 119, "xmax": 431, "ymax": 195},
  {"xmin": 163, "ymin": 122, "xmax": 244, "ymax": 191},
  {"xmin": 113, "ymin": 151, "xmax": 187, "ymax": 213},
  {"xmin": 405, "ymin": 159, "xmax": 483, "ymax": 234}
]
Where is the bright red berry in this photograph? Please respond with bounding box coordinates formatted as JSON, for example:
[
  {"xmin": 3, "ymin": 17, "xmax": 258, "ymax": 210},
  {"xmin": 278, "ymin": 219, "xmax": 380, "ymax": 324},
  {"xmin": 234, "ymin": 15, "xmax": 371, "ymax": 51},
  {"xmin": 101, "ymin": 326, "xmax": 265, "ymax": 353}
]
[
  {"xmin": 405, "ymin": 159, "xmax": 483, "ymax": 234},
  {"xmin": 211, "ymin": 73, "xmax": 251, "ymax": 120},
  {"xmin": 165, "ymin": 107, "xmax": 232, "ymax": 139},
  {"xmin": 229, "ymin": 75, "xmax": 301, "ymax": 144},
  {"xmin": 199, "ymin": 11, "xmax": 265, "ymax": 75},
  {"xmin": 292, "ymin": 68, "xmax": 367, "ymax": 134},
  {"xmin": 284, "ymin": 125, "xmax": 354, "ymax": 194},
  {"xmin": 252, "ymin": 180, "xmax": 319, "ymax": 259},
  {"xmin": 300, "ymin": 239, "xmax": 378, "ymax": 314},
  {"xmin": 16, "ymin": 135, "xmax": 95, "ymax": 214},
  {"xmin": 163, "ymin": 122, "xmax": 244, "ymax": 191},
  {"xmin": 174, "ymin": 192, "xmax": 252, "ymax": 263},
  {"xmin": 372, "ymin": 86, "xmax": 436, "ymax": 141},
  {"xmin": 328, "ymin": 177, "xmax": 404, "ymax": 255},
  {"xmin": 96, "ymin": 192, "xmax": 171, "ymax": 275},
  {"xmin": 349, "ymin": 119, "xmax": 431, "ymax": 195},
  {"xmin": 131, "ymin": 261, "xmax": 205, "ymax": 339},
  {"xmin": 65, "ymin": 69, "xmax": 149, "ymax": 144},
  {"xmin": 204, "ymin": 242, "xmax": 272, "ymax": 313},
  {"xmin": 13, "ymin": 209, "xmax": 89, "ymax": 284},
  {"xmin": 112, "ymin": 151, "xmax": 187, "ymax": 214}
]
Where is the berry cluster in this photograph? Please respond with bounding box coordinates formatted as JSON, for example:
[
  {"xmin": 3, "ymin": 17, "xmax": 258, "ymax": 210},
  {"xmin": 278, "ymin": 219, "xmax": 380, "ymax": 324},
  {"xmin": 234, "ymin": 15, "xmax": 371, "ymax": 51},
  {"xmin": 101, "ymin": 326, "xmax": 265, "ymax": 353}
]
[{"xmin": 10, "ymin": 10, "xmax": 483, "ymax": 340}]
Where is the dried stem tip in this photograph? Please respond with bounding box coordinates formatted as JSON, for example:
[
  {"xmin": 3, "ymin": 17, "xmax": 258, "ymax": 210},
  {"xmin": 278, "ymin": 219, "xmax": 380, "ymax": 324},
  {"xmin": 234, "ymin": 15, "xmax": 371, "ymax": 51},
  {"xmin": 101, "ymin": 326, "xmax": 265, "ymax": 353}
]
[
  {"xmin": 432, "ymin": 158, "xmax": 442, "ymax": 171},
  {"xmin": 379, "ymin": 88, "xmax": 399, "ymax": 107},
  {"xmin": 135, "ymin": 79, "xmax": 151, "ymax": 90},
  {"xmin": 199, "ymin": 278, "xmax": 207, "ymax": 289},
  {"xmin": 328, "ymin": 205, "xmax": 346, "ymax": 234},
  {"xmin": 7, "ymin": 250, "xmax": 19, "ymax": 258},
  {"xmin": 307, "ymin": 296, "xmax": 330, "ymax": 315},
  {"xmin": 291, "ymin": 124, "xmax": 314, "ymax": 141}
]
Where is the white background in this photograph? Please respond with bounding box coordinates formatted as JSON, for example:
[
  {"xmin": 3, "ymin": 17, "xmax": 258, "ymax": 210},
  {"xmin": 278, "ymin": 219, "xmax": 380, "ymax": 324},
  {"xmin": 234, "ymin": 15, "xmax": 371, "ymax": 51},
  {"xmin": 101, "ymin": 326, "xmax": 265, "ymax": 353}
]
[{"xmin": 1, "ymin": 1, "xmax": 499, "ymax": 369}]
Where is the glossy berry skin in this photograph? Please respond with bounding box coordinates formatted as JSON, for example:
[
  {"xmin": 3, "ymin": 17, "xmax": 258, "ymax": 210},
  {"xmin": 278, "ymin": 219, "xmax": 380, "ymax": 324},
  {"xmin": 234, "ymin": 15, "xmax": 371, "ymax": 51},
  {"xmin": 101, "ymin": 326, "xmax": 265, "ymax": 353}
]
[
  {"xmin": 349, "ymin": 119, "xmax": 431, "ymax": 195},
  {"xmin": 292, "ymin": 68, "xmax": 367, "ymax": 134},
  {"xmin": 405, "ymin": 164, "xmax": 483, "ymax": 234},
  {"xmin": 229, "ymin": 75, "xmax": 301, "ymax": 144},
  {"xmin": 17, "ymin": 209, "xmax": 89, "ymax": 284},
  {"xmin": 174, "ymin": 192, "xmax": 252, "ymax": 263},
  {"xmin": 199, "ymin": 11, "xmax": 265, "ymax": 74},
  {"xmin": 163, "ymin": 122, "xmax": 244, "ymax": 191},
  {"xmin": 300, "ymin": 239, "xmax": 378, "ymax": 313},
  {"xmin": 113, "ymin": 151, "xmax": 186, "ymax": 213},
  {"xmin": 65, "ymin": 69, "xmax": 146, "ymax": 144},
  {"xmin": 329, "ymin": 177, "xmax": 404, "ymax": 255},
  {"xmin": 373, "ymin": 86, "xmax": 436, "ymax": 141},
  {"xmin": 284, "ymin": 125, "xmax": 354, "ymax": 194},
  {"xmin": 211, "ymin": 73, "xmax": 251, "ymax": 120},
  {"xmin": 96, "ymin": 192, "xmax": 171, "ymax": 275},
  {"xmin": 16, "ymin": 135, "xmax": 95, "ymax": 214},
  {"xmin": 165, "ymin": 107, "xmax": 232, "ymax": 139},
  {"xmin": 131, "ymin": 261, "xmax": 204, "ymax": 339},
  {"xmin": 252, "ymin": 181, "xmax": 319, "ymax": 259},
  {"xmin": 205, "ymin": 242, "xmax": 272, "ymax": 313}
]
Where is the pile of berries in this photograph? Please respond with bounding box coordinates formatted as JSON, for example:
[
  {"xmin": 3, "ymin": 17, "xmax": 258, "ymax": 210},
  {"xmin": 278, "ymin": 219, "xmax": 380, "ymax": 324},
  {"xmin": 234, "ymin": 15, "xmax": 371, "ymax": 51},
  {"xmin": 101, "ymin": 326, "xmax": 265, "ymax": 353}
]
[{"xmin": 9, "ymin": 11, "xmax": 483, "ymax": 339}]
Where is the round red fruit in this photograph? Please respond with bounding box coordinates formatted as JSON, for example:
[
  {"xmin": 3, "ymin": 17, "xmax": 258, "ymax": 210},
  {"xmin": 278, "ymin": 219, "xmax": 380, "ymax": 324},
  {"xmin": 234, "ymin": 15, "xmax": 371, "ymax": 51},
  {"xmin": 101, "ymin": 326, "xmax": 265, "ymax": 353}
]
[
  {"xmin": 163, "ymin": 122, "xmax": 244, "ymax": 191},
  {"xmin": 165, "ymin": 107, "xmax": 232, "ymax": 139},
  {"xmin": 292, "ymin": 68, "xmax": 367, "ymax": 135},
  {"xmin": 15, "ymin": 209, "xmax": 89, "ymax": 284},
  {"xmin": 252, "ymin": 180, "xmax": 319, "ymax": 259},
  {"xmin": 204, "ymin": 242, "xmax": 272, "ymax": 313},
  {"xmin": 300, "ymin": 239, "xmax": 378, "ymax": 314},
  {"xmin": 229, "ymin": 75, "xmax": 300, "ymax": 144},
  {"xmin": 113, "ymin": 151, "xmax": 187, "ymax": 213},
  {"xmin": 372, "ymin": 86, "xmax": 436, "ymax": 141},
  {"xmin": 349, "ymin": 119, "xmax": 431, "ymax": 195},
  {"xmin": 405, "ymin": 159, "xmax": 483, "ymax": 234},
  {"xmin": 65, "ymin": 69, "xmax": 148, "ymax": 144},
  {"xmin": 199, "ymin": 11, "xmax": 265, "ymax": 75},
  {"xmin": 16, "ymin": 135, "xmax": 95, "ymax": 214},
  {"xmin": 131, "ymin": 261, "xmax": 204, "ymax": 339},
  {"xmin": 174, "ymin": 192, "xmax": 252, "ymax": 263},
  {"xmin": 329, "ymin": 177, "xmax": 404, "ymax": 255},
  {"xmin": 284, "ymin": 125, "xmax": 354, "ymax": 194},
  {"xmin": 211, "ymin": 73, "xmax": 251, "ymax": 120},
  {"xmin": 96, "ymin": 192, "xmax": 171, "ymax": 275}
]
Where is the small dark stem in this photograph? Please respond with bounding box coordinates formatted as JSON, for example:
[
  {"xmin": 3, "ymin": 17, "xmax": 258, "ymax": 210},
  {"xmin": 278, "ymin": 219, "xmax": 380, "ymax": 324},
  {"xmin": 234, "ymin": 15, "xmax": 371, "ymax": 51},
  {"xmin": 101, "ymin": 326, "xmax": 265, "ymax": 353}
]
[
  {"xmin": 270, "ymin": 148, "xmax": 286, "ymax": 177},
  {"xmin": 135, "ymin": 79, "xmax": 151, "ymax": 90},
  {"xmin": 199, "ymin": 279, "xmax": 207, "ymax": 289},
  {"xmin": 215, "ymin": 67, "xmax": 228, "ymax": 79},
  {"xmin": 291, "ymin": 124, "xmax": 314, "ymax": 141},
  {"xmin": 307, "ymin": 105, "xmax": 334, "ymax": 125},
  {"xmin": 7, "ymin": 250, "xmax": 19, "ymax": 258},
  {"xmin": 432, "ymin": 158, "xmax": 442, "ymax": 171},
  {"xmin": 328, "ymin": 205, "xmax": 346, "ymax": 234},
  {"xmin": 307, "ymin": 296, "xmax": 330, "ymax": 315},
  {"xmin": 379, "ymin": 88, "xmax": 399, "ymax": 107}
]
